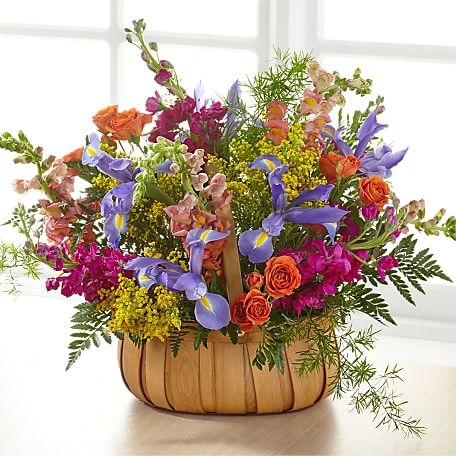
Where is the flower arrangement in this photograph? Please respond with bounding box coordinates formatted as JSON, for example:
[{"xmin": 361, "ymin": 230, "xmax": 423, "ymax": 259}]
[{"xmin": 1, "ymin": 19, "xmax": 455, "ymax": 436}]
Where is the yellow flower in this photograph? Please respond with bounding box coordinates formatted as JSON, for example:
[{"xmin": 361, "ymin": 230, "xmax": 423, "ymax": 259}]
[
  {"xmin": 98, "ymin": 275, "xmax": 181, "ymax": 341},
  {"xmin": 91, "ymin": 174, "xmax": 118, "ymax": 193}
]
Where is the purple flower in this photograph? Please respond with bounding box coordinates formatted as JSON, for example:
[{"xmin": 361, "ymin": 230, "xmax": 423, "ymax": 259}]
[
  {"xmin": 126, "ymin": 228, "xmax": 231, "ymax": 330},
  {"xmin": 238, "ymin": 155, "xmax": 348, "ymax": 263},
  {"xmin": 362, "ymin": 203, "xmax": 380, "ymax": 220},
  {"xmin": 145, "ymin": 91, "xmax": 162, "ymax": 114},
  {"xmin": 101, "ymin": 181, "xmax": 135, "ymax": 248},
  {"xmin": 46, "ymin": 243, "xmax": 135, "ymax": 302},
  {"xmin": 360, "ymin": 144, "xmax": 408, "ymax": 179},
  {"xmin": 377, "ymin": 255, "xmax": 398, "ymax": 281},
  {"xmin": 386, "ymin": 206, "xmax": 398, "ymax": 223},
  {"xmin": 154, "ymin": 68, "xmax": 173, "ymax": 85},
  {"xmin": 322, "ymin": 109, "xmax": 407, "ymax": 178}
]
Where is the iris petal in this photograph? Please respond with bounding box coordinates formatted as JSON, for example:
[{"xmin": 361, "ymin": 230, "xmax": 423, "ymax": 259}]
[
  {"xmin": 194, "ymin": 293, "xmax": 230, "ymax": 330},
  {"xmin": 238, "ymin": 228, "xmax": 274, "ymax": 263},
  {"xmin": 248, "ymin": 154, "xmax": 282, "ymax": 173}
]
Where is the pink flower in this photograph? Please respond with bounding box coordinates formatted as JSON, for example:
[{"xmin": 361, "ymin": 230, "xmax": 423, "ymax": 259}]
[
  {"xmin": 154, "ymin": 68, "xmax": 173, "ymax": 85},
  {"xmin": 361, "ymin": 203, "xmax": 380, "ymax": 220},
  {"xmin": 204, "ymin": 173, "xmax": 227, "ymax": 199},
  {"xmin": 164, "ymin": 193, "xmax": 218, "ymax": 237},
  {"xmin": 190, "ymin": 172, "xmax": 208, "ymax": 191},
  {"xmin": 145, "ymin": 91, "xmax": 162, "ymax": 114},
  {"xmin": 299, "ymin": 90, "xmax": 322, "ymax": 115},
  {"xmin": 377, "ymin": 255, "xmax": 398, "ymax": 281},
  {"xmin": 12, "ymin": 179, "xmax": 28, "ymax": 194},
  {"xmin": 46, "ymin": 243, "xmax": 135, "ymax": 302},
  {"xmin": 184, "ymin": 148, "xmax": 205, "ymax": 174},
  {"xmin": 314, "ymin": 70, "xmax": 335, "ymax": 92}
]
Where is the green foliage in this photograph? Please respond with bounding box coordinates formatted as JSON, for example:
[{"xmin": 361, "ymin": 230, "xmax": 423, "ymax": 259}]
[
  {"xmin": 66, "ymin": 302, "xmax": 112, "ymax": 370},
  {"xmin": 335, "ymin": 324, "xmax": 425, "ymax": 438},
  {"xmin": 0, "ymin": 242, "xmax": 41, "ymax": 294},
  {"xmin": 0, "ymin": 131, "xmax": 42, "ymax": 164},
  {"xmin": 193, "ymin": 324, "xmax": 210, "ymax": 350},
  {"xmin": 388, "ymin": 235, "xmax": 452, "ymax": 305},
  {"xmin": 3, "ymin": 203, "xmax": 40, "ymax": 244},
  {"xmin": 245, "ymin": 48, "xmax": 312, "ymax": 115},
  {"xmin": 252, "ymin": 328, "xmax": 286, "ymax": 374},
  {"xmin": 168, "ymin": 326, "xmax": 189, "ymax": 358},
  {"xmin": 341, "ymin": 282, "xmax": 396, "ymax": 325}
]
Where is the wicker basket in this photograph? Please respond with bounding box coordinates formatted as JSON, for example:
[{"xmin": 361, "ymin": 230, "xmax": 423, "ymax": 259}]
[{"xmin": 118, "ymin": 327, "xmax": 338, "ymax": 414}]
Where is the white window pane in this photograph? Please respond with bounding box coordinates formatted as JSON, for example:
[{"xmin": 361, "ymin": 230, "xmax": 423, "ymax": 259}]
[
  {"xmin": 120, "ymin": 0, "xmax": 259, "ymax": 37},
  {"xmin": 119, "ymin": 42, "xmax": 258, "ymax": 109},
  {"xmin": 321, "ymin": 54, "xmax": 456, "ymax": 278},
  {"xmin": 321, "ymin": 0, "xmax": 456, "ymax": 47},
  {"xmin": 0, "ymin": 0, "xmax": 110, "ymax": 29},
  {"xmin": 0, "ymin": 36, "xmax": 110, "ymax": 242}
]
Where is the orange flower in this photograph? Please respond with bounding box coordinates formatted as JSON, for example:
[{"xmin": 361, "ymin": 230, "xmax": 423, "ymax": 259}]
[
  {"xmin": 62, "ymin": 147, "xmax": 83, "ymax": 163},
  {"xmin": 265, "ymin": 100, "xmax": 288, "ymax": 120},
  {"xmin": 92, "ymin": 106, "xmax": 152, "ymax": 140},
  {"xmin": 230, "ymin": 293, "xmax": 253, "ymax": 332},
  {"xmin": 265, "ymin": 119, "xmax": 290, "ymax": 146},
  {"xmin": 245, "ymin": 289, "xmax": 271, "ymax": 325},
  {"xmin": 264, "ymin": 100, "xmax": 289, "ymax": 146},
  {"xmin": 319, "ymin": 151, "xmax": 361, "ymax": 183},
  {"xmin": 359, "ymin": 175, "xmax": 390, "ymax": 209},
  {"xmin": 105, "ymin": 108, "xmax": 153, "ymax": 141},
  {"xmin": 93, "ymin": 105, "xmax": 118, "ymax": 133},
  {"xmin": 246, "ymin": 272, "xmax": 264, "ymax": 289},
  {"xmin": 264, "ymin": 255, "xmax": 301, "ymax": 299}
]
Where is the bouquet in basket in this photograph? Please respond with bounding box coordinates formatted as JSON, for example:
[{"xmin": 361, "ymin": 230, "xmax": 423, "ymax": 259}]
[{"xmin": 1, "ymin": 19, "xmax": 455, "ymax": 436}]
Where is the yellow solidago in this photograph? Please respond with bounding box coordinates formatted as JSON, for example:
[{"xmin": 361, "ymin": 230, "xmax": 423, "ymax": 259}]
[
  {"xmin": 98, "ymin": 275, "xmax": 181, "ymax": 341},
  {"xmin": 91, "ymin": 174, "xmax": 118, "ymax": 193},
  {"xmin": 157, "ymin": 172, "xmax": 185, "ymax": 203},
  {"xmin": 143, "ymin": 242, "xmax": 163, "ymax": 259},
  {"xmin": 256, "ymin": 123, "xmax": 327, "ymax": 202},
  {"xmin": 127, "ymin": 200, "xmax": 165, "ymax": 240},
  {"xmin": 100, "ymin": 143, "xmax": 117, "ymax": 155}
]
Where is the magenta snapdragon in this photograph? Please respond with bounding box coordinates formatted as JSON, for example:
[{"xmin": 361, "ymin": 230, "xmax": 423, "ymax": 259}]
[
  {"xmin": 45, "ymin": 243, "xmax": 135, "ymax": 302},
  {"xmin": 273, "ymin": 240, "xmax": 367, "ymax": 313}
]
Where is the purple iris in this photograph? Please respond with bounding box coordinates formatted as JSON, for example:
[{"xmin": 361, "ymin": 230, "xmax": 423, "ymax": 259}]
[
  {"xmin": 238, "ymin": 155, "xmax": 349, "ymax": 263},
  {"xmin": 101, "ymin": 181, "xmax": 135, "ymax": 248},
  {"xmin": 124, "ymin": 257, "xmax": 186, "ymax": 291},
  {"xmin": 193, "ymin": 80, "xmax": 213, "ymax": 112},
  {"xmin": 155, "ymin": 159, "xmax": 178, "ymax": 174},
  {"xmin": 83, "ymin": 133, "xmax": 139, "ymax": 183},
  {"xmin": 359, "ymin": 144, "xmax": 408, "ymax": 179},
  {"xmin": 83, "ymin": 133, "xmax": 142, "ymax": 247},
  {"xmin": 125, "ymin": 228, "xmax": 231, "ymax": 330},
  {"xmin": 322, "ymin": 109, "xmax": 407, "ymax": 178}
]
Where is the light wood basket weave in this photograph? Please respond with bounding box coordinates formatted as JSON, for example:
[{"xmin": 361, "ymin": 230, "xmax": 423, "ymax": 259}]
[
  {"xmin": 118, "ymin": 203, "xmax": 339, "ymax": 414},
  {"xmin": 118, "ymin": 327, "xmax": 338, "ymax": 414}
]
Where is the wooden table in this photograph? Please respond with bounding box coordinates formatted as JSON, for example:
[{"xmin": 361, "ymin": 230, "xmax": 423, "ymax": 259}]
[{"xmin": 1, "ymin": 296, "xmax": 456, "ymax": 455}]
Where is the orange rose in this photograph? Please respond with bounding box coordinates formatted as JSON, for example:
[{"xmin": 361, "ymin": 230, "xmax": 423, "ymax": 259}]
[
  {"xmin": 359, "ymin": 175, "xmax": 390, "ymax": 209},
  {"xmin": 319, "ymin": 151, "xmax": 361, "ymax": 183},
  {"xmin": 264, "ymin": 255, "xmax": 301, "ymax": 299},
  {"xmin": 106, "ymin": 108, "xmax": 153, "ymax": 141},
  {"xmin": 93, "ymin": 105, "xmax": 118, "ymax": 133},
  {"xmin": 230, "ymin": 293, "xmax": 253, "ymax": 332},
  {"xmin": 62, "ymin": 147, "xmax": 83, "ymax": 163},
  {"xmin": 246, "ymin": 272, "xmax": 264, "ymax": 289},
  {"xmin": 245, "ymin": 289, "xmax": 271, "ymax": 325}
]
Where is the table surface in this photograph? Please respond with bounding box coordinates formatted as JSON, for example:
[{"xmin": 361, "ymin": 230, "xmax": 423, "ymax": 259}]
[{"xmin": 1, "ymin": 295, "xmax": 456, "ymax": 456}]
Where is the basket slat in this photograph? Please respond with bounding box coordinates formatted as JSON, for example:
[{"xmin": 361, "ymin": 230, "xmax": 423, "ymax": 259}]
[{"xmin": 119, "ymin": 327, "xmax": 338, "ymax": 414}]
